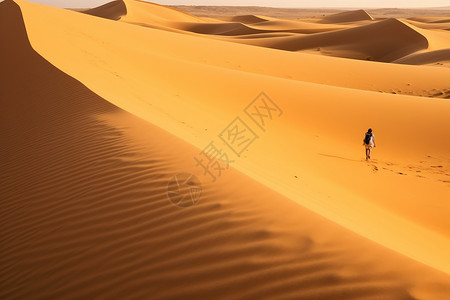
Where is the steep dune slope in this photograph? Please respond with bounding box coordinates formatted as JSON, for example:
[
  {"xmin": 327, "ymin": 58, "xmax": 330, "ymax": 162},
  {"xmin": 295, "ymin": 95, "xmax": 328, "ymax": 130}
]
[
  {"xmin": 83, "ymin": 0, "xmax": 127, "ymax": 20},
  {"xmin": 3, "ymin": 1, "xmax": 450, "ymax": 299},
  {"xmin": 319, "ymin": 9, "xmax": 374, "ymax": 23},
  {"xmin": 120, "ymin": 0, "xmax": 203, "ymax": 26},
  {"xmin": 409, "ymin": 16, "xmax": 450, "ymax": 24},
  {"xmin": 118, "ymin": 1, "xmax": 345, "ymax": 36},
  {"xmin": 401, "ymin": 20, "xmax": 450, "ymax": 50},
  {"xmin": 405, "ymin": 18, "xmax": 450, "ymax": 30}
]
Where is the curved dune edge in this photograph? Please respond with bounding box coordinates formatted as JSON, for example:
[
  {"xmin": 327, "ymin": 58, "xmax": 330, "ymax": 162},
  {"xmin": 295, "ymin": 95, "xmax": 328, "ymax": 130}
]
[
  {"xmin": 120, "ymin": 0, "xmax": 270, "ymax": 36},
  {"xmin": 222, "ymin": 18, "xmax": 429, "ymax": 62},
  {"xmin": 175, "ymin": 21, "xmax": 272, "ymax": 36},
  {"xmin": 221, "ymin": 14, "xmax": 271, "ymax": 24},
  {"xmin": 120, "ymin": 0, "xmax": 204, "ymax": 25},
  {"xmin": 245, "ymin": 19, "xmax": 350, "ymax": 34},
  {"xmin": 404, "ymin": 18, "xmax": 450, "ymax": 30},
  {"xmin": 119, "ymin": 0, "xmax": 350, "ymax": 36},
  {"xmin": 319, "ymin": 9, "xmax": 374, "ymax": 23},
  {"xmin": 14, "ymin": 0, "xmax": 450, "ymax": 276},
  {"xmin": 399, "ymin": 19, "xmax": 450, "ymax": 51},
  {"xmin": 83, "ymin": 0, "xmax": 127, "ymax": 20},
  {"xmin": 409, "ymin": 16, "xmax": 450, "ymax": 24},
  {"xmin": 2, "ymin": 1, "xmax": 450, "ymax": 299},
  {"xmin": 394, "ymin": 48, "xmax": 450, "ymax": 66}
]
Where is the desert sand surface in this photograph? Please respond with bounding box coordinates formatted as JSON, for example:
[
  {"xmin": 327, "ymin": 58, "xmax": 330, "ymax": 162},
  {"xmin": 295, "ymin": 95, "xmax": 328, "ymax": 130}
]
[
  {"xmin": 173, "ymin": 5, "xmax": 450, "ymax": 20},
  {"xmin": 1, "ymin": 0, "xmax": 450, "ymax": 299}
]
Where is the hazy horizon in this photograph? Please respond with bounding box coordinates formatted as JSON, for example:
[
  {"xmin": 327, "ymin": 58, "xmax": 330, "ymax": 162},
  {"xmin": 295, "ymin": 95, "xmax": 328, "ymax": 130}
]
[{"xmin": 1, "ymin": 0, "xmax": 450, "ymax": 9}]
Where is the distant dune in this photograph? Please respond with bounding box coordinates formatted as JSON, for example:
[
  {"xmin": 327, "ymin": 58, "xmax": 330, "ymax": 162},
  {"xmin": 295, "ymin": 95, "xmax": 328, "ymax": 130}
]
[
  {"xmin": 318, "ymin": 9, "xmax": 374, "ymax": 23},
  {"xmin": 221, "ymin": 14, "xmax": 270, "ymax": 24},
  {"xmin": 394, "ymin": 48, "xmax": 450, "ymax": 66},
  {"xmin": 81, "ymin": 1, "xmax": 450, "ymax": 65},
  {"xmin": 404, "ymin": 18, "xmax": 450, "ymax": 30},
  {"xmin": 2, "ymin": 0, "xmax": 450, "ymax": 299},
  {"xmin": 120, "ymin": 0, "xmax": 203, "ymax": 25},
  {"xmin": 223, "ymin": 18, "xmax": 429, "ymax": 62},
  {"xmin": 83, "ymin": 0, "xmax": 127, "ymax": 20},
  {"xmin": 171, "ymin": 5, "xmax": 450, "ymax": 19},
  {"xmin": 178, "ymin": 21, "xmax": 271, "ymax": 36},
  {"xmin": 407, "ymin": 16, "xmax": 450, "ymax": 23}
]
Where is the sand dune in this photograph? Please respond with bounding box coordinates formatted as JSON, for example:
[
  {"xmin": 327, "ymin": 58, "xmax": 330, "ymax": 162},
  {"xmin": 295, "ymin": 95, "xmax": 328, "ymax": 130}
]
[
  {"xmin": 409, "ymin": 16, "xmax": 450, "ymax": 24},
  {"xmin": 120, "ymin": 0, "xmax": 203, "ymax": 26},
  {"xmin": 220, "ymin": 14, "xmax": 270, "ymax": 24},
  {"xmin": 83, "ymin": 0, "xmax": 126, "ymax": 20},
  {"xmin": 119, "ymin": 1, "xmax": 271, "ymax": 36},
  {"xmin": 84, "ymin": 0, "xmax": 448, "ymax": 65},
  {"xmin": 173, "ymin": 6, "xmax": 450, "ymax": 20},
  {"xmin": 231, "ymin": 32, "xmax": 296, "ymax": 39},
  {"xmin": 394, "ymin": 48, "xmax": 450, "ymax": 67},
  {"xmin": 247, "ymin": 19, "xmax": 349, "ymax": 34},
  {"xmin": 400, "ymin": 20, "xmax": 450, "ymax": 50},
  {"xmin": 2, "ymin": 0, "xmax": 450, "ymax": 298},
  {"xmin": 175, "ymin": 18, "xmax": 348, "ymax": 36},
  {"xmin": 224, "ymin": 18, "xmax": 428, "ymax": 62},
  {"xmin": 319, "ymin": 9, "xmax": 374, "ymax": 23},
  {"xmin": 166, "ymin": 5, "xmax": 450, "ymax": 67},
  {"xmin": 175, "ymin": 21, "xmax": 270, "ymax": 36},
  {"xmin": 405, "ymin": 18, "xmax": 450, "ymax": 30}
]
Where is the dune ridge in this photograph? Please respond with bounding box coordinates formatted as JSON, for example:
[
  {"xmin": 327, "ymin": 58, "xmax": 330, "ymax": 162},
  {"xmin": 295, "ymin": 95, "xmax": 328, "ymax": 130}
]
[
  {"xmin": 394, "ymin": 48, "xmax": 450, "ymax": 67},
  {"xmin": 176, "ymin": 21, "xmax": 270, "ymax": 36},
  {"xmin": 221, "ymin": 14, "xmax": 270, "ymax": 24},
  {"xmin": 409, "ymin": 16, "xmax": 450, "ymax": 24},
  {"xmin": 319, "ymin": 9, "xmax": 374, "ymax": 23},
  {"xmin": 245, "ymin": 19, "xmax": 350, "ymax": 34},
  {"xmin": 120, "ymin": 0, "xmax": 203, "ymax": 25},
  {"xmin": 173, "ymin": 6, "xmax": 450, "ymax": 20},
  {"xmin": 83, "ymin": 0, "xmax": 127, "ymax": 20},
  {"xmin": 404, "ymin": 18, "xmax": 450, "ymax": 30}
]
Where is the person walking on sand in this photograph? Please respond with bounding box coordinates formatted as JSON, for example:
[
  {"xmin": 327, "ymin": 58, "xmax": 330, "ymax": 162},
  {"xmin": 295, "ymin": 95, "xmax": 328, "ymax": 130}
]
[{"xmin": 363, "ymin": 128, "xmax": 376, "ymax": 160}]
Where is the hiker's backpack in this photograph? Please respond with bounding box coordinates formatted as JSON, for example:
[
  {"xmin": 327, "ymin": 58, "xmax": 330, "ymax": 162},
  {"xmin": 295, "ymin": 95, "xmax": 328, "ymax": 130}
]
[{"xmin": 364, "ymin": 132, "xmax": 372, "ymax": 144}]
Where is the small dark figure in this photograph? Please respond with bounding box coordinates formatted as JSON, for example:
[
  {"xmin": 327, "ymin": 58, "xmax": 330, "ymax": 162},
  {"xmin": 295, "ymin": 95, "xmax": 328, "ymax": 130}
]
[{"xmin": 363, "ymin": 128, "xmax": 376, "ymax": 160}]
